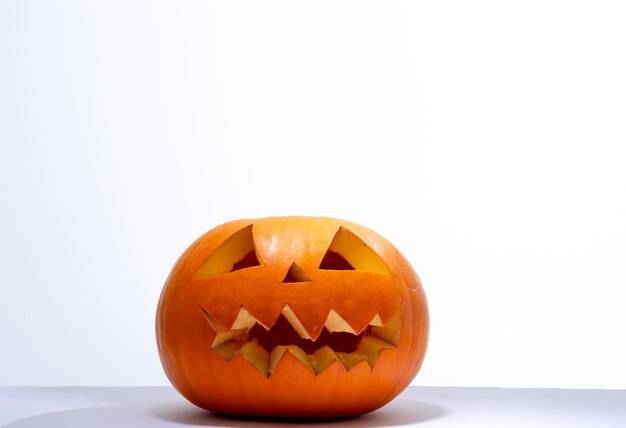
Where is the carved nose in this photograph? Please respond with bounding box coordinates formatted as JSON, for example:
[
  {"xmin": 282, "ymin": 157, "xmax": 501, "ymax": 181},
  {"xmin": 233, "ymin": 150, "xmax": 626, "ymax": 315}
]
[{"xmin": 281, "ymin": 262, "xmax": 311, "ymax": 283}]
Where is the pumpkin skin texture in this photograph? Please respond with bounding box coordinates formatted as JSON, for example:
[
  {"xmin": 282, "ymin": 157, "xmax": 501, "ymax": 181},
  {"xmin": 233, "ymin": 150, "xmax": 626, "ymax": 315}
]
[{"xmin": 156, "ymin": 217, "xmax": 428, "ymax": 419}]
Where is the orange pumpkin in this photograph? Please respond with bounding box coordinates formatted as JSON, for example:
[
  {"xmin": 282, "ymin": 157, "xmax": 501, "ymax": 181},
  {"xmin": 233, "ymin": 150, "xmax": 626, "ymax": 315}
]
[{"xmin": 156, "ymin": 216, "xmax": 428, "ymax": 418}]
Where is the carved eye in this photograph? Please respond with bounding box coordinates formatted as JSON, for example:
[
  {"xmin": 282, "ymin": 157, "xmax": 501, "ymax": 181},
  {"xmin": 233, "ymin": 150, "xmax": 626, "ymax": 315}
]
[
  {"xmin": 193, "ymin": 225, "xmax": 262, "ymax": 279},
  {"xmin": 319, "ymin": 226, "xmax": 391, "ymax": 275}
]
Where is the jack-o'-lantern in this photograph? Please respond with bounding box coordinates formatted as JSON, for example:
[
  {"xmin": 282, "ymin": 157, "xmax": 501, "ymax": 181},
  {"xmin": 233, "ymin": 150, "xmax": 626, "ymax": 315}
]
[{"xmin": 156, "ymin": 216, "xmax": 428, "ymax": 418}]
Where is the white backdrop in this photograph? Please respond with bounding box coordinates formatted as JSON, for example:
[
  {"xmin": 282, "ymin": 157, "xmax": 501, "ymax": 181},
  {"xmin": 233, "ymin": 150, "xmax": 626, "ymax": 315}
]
[{"xmin": 1, "ymin": 1, "xmax": 625, "ymax": 389}]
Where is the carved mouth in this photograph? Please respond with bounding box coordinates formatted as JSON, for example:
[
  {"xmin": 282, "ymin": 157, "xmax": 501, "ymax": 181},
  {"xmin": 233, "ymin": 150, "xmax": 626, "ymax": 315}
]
[{"xmin": 199, "ymin": 305, "xmax": 401, "ymax": 377}]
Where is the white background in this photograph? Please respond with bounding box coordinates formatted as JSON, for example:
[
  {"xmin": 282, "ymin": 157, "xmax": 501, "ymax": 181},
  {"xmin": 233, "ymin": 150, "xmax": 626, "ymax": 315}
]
[{"xmin": 1, "ymin": 1, "xmax": 625, "ymax": 389}]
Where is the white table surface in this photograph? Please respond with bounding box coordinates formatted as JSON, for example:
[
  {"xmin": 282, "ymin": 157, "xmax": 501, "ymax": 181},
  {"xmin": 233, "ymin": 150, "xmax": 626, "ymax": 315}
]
[{"xmin": 1, "ymin": 386, "xmax": 624, "ymax": 427}]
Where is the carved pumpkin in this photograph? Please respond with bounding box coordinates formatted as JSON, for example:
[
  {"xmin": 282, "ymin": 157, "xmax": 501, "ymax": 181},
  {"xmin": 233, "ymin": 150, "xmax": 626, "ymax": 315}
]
[{"xmin": 156, "ymin": 216, "xmax": 428, "ymax": 418}]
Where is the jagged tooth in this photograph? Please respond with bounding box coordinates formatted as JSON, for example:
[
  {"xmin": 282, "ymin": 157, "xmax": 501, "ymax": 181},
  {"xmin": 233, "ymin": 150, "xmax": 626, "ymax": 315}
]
[
  {"xmin": 212, "ymin": 341, "xmax": 243, "ymax": 361},
  {"xmin": 211, "ymin": 328, "xmax": 247, "ymax": 349},
  {"xmin": 269, "ymin": 346, "xmax": 289, "ymax": 375},
  {"xmin": 356, "ymin": 336, "xmax": 395, "ymax": 368},
  {"xmin": 287, "ymin": 345, "xmax": 315, "ymax": 373},
  {"xmin": 199, "ymin": 305, "xmax": 228, "ymax": 334},
  {"xmin": 281, "ymin": 305, "xmax": 312, "ymax": 339},
  {"xmin": 324, "ymin": 309, "xmax": 356, "ymax": 334},
  {"xmin": 231, "ymin": 307, "xmax": 259, "ymax": 330},
  {"xmin": 371, "ymin": 306, "xmax": 402, "ymax": 345},
  {"xmin": 268, "ymin": 345, "xmax": 315, "ymax": 376},
  {"xmin": 238, "ymin": 339, "xmax": 269, "ymax": 377},
  {"xmin": 369, "ymin": 313, "xmax": 383, "ymax": 327},
  {"xmin": 312, "ymin": 346, "xmax": 340, "ymax": 374},
  {"xmin": 336, "ymin": 351, "xmax": 368, "ymax": 371}
]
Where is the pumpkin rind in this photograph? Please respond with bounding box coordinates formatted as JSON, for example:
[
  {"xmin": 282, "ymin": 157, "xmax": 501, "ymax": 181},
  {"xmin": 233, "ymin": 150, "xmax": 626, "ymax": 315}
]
[{"xmin": 156, "ymin": 216, "xmax": 429, "ymax": 418}]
